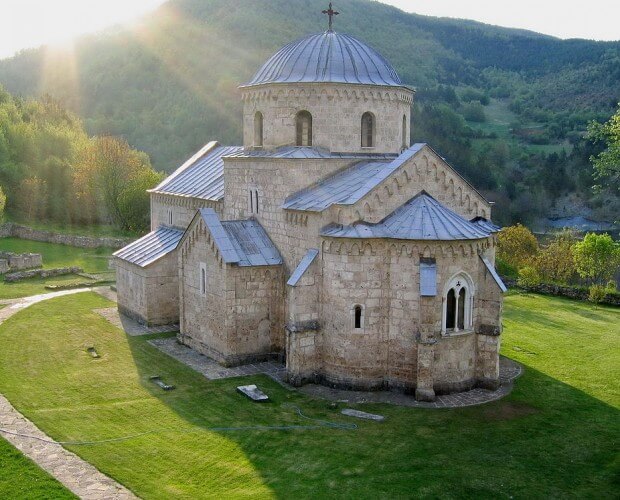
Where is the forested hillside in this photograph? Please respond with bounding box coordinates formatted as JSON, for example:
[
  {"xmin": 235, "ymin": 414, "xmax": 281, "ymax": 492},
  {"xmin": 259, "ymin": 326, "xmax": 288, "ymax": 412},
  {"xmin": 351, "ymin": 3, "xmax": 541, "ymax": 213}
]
[{"xmin": 0, "ymin": 0, "xmax": 618, "ymax": 224}]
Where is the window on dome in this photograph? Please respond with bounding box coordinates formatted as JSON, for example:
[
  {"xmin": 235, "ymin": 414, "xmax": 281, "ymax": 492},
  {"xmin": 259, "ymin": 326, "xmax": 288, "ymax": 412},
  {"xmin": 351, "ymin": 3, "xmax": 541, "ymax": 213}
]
[
  {"xmin": 402, "ymin": 114, "xmax": 408, "ymax": 150},
  {"xmin": 296, "ymin": 111, "xmax": 313, "ymax": 146},
  {"xmin": 361, "ymin": 112, "xmax": 375, "ymax": 148},
  {"xmin": 254, "ymin": 111, "xmax": 263, "ymax": 147}
]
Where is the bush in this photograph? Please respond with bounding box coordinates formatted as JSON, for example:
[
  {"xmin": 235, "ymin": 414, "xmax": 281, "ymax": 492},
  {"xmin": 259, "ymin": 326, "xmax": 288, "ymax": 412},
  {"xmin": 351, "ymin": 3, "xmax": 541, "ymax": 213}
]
[
  {"xmin": 588, "ymin": 284, "xmax": 607, "ymax": 304},
  {"xmin": 496, "ymin": 257, "xmax": 518, "ymax": 278},
  {"xmin": 518, "ymin": 266, "xmax": 541, "ymax": 287}
]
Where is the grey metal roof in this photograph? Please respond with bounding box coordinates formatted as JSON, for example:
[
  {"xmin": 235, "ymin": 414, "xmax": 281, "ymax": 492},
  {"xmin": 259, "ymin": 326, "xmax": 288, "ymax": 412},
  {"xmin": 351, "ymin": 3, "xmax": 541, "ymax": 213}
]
[
  {"xmin": 471, "ymin": 217, "xmax": 501, "ymax": 233},
  {"xmin": 287, "ymin": 249, "xmax": 319, "ymax": 286},
  {"xmin": 283, "ymin": 143, "xmax": 426, "ymax": 212},
  {"xmin": 320, "ymin": 191, "xmax": 493, "ymax": 241},
  {"xmin": 481, "ymin": 256, "xmax": 508, "ymax": 293},
  {"xmin": 150, "ymin": 143, "xmax": 243, "ymax": 200},
  {"xmin": 224, "ymin": 146, "xmax": 397, "ymax": 160},
  {"xmin": 199, "ymin": 209, "xmax": 282, "ymax": 267},
  {"xmin": 241, "ymin": 31, "xmax": 405, "ymax": 88},
  {"xmin": 113, "ymin": 226, "xmax": 183, "ymax": 267}
]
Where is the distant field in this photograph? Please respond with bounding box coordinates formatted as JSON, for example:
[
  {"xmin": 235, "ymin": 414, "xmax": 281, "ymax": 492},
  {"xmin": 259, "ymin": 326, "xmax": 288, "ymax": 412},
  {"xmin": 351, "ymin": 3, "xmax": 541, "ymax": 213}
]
[
  {"xmin": 0, "ymin": 292, "xmax": 617, "ymax": 498},
  {"xmin": 0, "ymin": 238, "xmax": 114, "ymax": 299},
  {"xmin": 465, "ymin": 98, "xmax": 573, "ymax": 156}
]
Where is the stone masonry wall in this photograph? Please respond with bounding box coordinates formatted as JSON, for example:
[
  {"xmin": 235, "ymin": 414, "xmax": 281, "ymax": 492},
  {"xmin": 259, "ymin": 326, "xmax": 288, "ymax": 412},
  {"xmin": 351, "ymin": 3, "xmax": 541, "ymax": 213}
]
[
  {"xmin": 242, "ymin": 83, "xmax": 413, "ymax": 154},
  {"xmin": 115, "ymin": 252, "xmax": 179, "ymax": 326},
  {"xmin": 224, "ymin": 157, "xmax": 354, "ymax": 270},
  {"xmin": 178, "ymin": 217, "xmax": 284, "ymax": 366},
  {"xmin": 0, "ymin": 223, "xmax": 131, "ymax": 249},
  {"xmin": 327, "ymin": 145, "xmax": 492, "ymax": 226},
  {"xmin": 304, "ymin": 236, "xmax": 501, "ymax": 394},
  {"xmin": 150, "ymin": 193, "xmax": 222, "ymax": 231}
]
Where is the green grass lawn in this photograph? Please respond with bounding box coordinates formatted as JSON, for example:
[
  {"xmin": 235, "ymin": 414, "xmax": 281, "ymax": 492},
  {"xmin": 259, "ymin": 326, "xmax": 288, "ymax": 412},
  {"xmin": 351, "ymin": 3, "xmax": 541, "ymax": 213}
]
[
  {"xmin": 0, "ymin": 292, "xmax": 618, "ymax": 498},
  {"xmin": 2, "ymin": 214, "xmax": 136, "ymax": 239},
  {"xmin": 0, "ymin": 436, "xmax": 75, "ymax": 499},
  {"xmin": 0, "ymin": 238, "xmax": 115, "ymax": 299}
]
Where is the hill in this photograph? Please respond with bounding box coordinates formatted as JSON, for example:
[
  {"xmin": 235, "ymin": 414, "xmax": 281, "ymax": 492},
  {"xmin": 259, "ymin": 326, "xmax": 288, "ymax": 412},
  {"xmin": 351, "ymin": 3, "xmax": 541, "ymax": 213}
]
[{"xmin": 0, "ymin": 0, "xmax": 618, "ymax": 223}]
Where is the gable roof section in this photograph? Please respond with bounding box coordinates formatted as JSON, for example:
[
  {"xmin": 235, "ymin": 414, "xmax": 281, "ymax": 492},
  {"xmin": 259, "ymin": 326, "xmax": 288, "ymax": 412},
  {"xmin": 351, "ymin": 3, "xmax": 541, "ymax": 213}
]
[
  {"xmin": 320, "ymin": 191, "xmax": 493, "ymax": 241},
  {"xmin": 199, "ymin": 208, "xmax": 282, "ymax": 267},
  {"xmin": 113, "ymin": 226, "xmax": 183, "ymax": 267},
  {"xmin": 283, "ymin": 142, "xmax": 490, "ymax": 212},
  {"xmin": 287, "ymin": 248, "xmax": 319, "ymax": 286},
  {"xmin": 224, "ymin": 146, "xmax": 397, "ymax": 160},
  {"xmin": 283, "ymin": 143, "xmax": 425, "ymax": 212},
  {"xmin": 149, "ymin": 142, "xmax": 243, "ymax": 200}
]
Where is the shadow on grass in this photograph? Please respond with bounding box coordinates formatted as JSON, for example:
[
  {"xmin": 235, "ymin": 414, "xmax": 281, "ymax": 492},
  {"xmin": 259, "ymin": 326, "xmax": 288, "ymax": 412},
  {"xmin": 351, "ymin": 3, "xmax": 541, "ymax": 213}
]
[{"xmin": 126, "ymin": 331, "xmax": 620, "ymax": 498}]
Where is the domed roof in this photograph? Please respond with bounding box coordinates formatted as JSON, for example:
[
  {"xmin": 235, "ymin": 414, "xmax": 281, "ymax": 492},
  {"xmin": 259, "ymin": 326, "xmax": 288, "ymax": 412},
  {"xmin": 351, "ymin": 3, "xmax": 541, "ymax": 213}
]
[{"xmin": 242, "ymin": 31, "xmax": 404, "ymax": 88}]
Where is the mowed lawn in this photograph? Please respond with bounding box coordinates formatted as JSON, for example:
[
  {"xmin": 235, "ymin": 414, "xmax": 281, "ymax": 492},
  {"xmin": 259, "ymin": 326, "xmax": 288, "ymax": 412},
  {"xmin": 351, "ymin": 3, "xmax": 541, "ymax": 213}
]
[
  {"xmin": 0, "ymin": 238, "xmax": 115, "ymax": 299},
  {"xmin": 0, "ymin": 292, "xmax": 618, "ymax": 498},
  {"xmin": 0, "ymin": 436, "xmax": 75, "ymax": 499}
]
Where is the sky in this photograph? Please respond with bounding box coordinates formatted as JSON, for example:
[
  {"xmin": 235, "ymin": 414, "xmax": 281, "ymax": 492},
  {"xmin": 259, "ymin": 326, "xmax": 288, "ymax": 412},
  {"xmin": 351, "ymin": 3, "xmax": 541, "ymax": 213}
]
[{"xmin": 0, "ymin": 0, "xmax": 618, "ymax": 59}]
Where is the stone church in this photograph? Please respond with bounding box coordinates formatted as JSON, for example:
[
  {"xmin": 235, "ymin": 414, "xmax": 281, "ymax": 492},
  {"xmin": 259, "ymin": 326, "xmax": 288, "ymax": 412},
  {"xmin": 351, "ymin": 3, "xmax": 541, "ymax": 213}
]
[{"xmin": 114, "ymin": 12, "xmax": 506, "ymax": 401}]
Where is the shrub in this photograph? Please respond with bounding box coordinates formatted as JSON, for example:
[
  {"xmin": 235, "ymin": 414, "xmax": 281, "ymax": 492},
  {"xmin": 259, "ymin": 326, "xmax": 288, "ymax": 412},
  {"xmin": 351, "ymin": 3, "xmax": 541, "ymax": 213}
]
[
  {"xmin": 517, "ymin": 266, "xmax": 541, "ymax": 287},
  {"xmin": 606, "ymin": 280, "xmax": 617, "ymax": 292},
  {"xmin": 588, "ymin": 284, "xmax": 607, "ymax": 304},
  {"xmin": 496, "ymin": 257, "xmax": 518, "ymax": 278}
]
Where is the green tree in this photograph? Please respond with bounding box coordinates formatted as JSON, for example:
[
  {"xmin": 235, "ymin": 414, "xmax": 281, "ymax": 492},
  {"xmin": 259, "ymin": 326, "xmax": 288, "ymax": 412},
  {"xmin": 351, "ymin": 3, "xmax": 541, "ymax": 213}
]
[
  {"xmin": 587, "ymin": 104, "xmax": 620, "ymax": 193},
  {"xmin": 533, "ymin": 229, "xmax": 576, "ymax": 284},
  {"xmin": 497, "ymin": 224, "xmax": 539, "ymax": 270},
  {"xmin": 573, "ymin": 233, "xmax": 620, "ymax": 285}
]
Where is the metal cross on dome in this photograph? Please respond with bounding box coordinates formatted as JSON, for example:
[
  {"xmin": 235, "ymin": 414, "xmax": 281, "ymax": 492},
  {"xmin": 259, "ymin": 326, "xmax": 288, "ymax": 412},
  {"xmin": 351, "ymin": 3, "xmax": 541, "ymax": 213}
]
[{"xmin": 322, "ymin": 2, "xmax": 339, "ymax": 31}]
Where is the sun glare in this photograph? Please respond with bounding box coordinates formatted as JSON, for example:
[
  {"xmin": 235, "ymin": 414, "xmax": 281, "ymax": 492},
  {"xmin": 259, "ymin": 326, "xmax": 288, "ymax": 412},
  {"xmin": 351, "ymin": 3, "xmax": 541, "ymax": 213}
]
[{"xmin": 0, "ymin": 0, "xmax": 166, "ymax": 59}]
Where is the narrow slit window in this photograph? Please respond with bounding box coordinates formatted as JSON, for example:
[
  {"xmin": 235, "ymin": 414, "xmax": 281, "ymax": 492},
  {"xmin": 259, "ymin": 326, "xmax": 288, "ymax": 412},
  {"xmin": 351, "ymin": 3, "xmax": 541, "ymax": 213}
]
[
  {"xmin": 402, "ymin": 114, "xmax": 408, "ymax": 149},
  {"xmin": 254, "ymin": 190, "xmax": 259, "ymax": 214},
  {"xmin": 254, "ymin": 111, "xmax": 263, "ymax": 147},
  {"xmin": 167, "ymin": 208, "xmax": 173, "ymax": 226},
  {"xmin": 361, "ymin": 112, "xmax": 375, "ymax": 148},
  {"xmin": 354, "ymin": 305, "xmax": 362, "ymax": 329},
  {"xmin": 249, "ymin": 190, "xmax": 254, "ymax": 213},
  {"xmin": 296, "ymin": 111, "xmax": 313, "ymax": 146},
  {"xmin": 200, "ymin": 263, "xmax": 207, "ymax": 296}
]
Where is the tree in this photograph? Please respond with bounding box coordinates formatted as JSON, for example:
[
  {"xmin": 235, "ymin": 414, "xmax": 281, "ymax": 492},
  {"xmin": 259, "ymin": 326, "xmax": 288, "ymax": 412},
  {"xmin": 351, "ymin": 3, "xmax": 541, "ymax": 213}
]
[
  {"xmin": 587, "ymin": 104, "xmax": 620, "ymax": 193},
  {"xmin": 573, "ymin": 233, "xmax": 620, "ymax": 285},
  {"xmin": 77, "ymin": 136, "xmax": 157, "ymax": 230},
  {"xmin": 533, "ymin": 229, "xmax": 576, "ymax": 284},
  {"xmin": 497, "ymin": 224, "xmax": 539, "ymax": 270},
  {"xmin": 0, "ymin": 185, "xmax": 6, "ymax": 218},
  {"xmin": 117, "ymin": 169, "xmax": 163, "ymax": 232}
]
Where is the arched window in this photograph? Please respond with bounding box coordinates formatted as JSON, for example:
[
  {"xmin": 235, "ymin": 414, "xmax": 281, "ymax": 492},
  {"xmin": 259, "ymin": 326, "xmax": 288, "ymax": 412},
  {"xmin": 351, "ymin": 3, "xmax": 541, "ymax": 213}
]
[
  {"xmin": 296, "ymin": 111, "xmax": 312, "ymax": 146},
  {"xmin": 361, "ymin": 112, "xmax": 375, "ymax": 148},
  {"xmin": 442, "ymin": 273, "xmax": 474, "ymax": 334},
  {"xmin": 254, "ymin": 111, "xmax": 263, "ymax": 147},
  {"xmin": 402, "ymin": 114, "xmax": 408, "ymax": 150},
  {"xmin": 351, "ymin": 304, "xmax": 364, "ymax": 329}
]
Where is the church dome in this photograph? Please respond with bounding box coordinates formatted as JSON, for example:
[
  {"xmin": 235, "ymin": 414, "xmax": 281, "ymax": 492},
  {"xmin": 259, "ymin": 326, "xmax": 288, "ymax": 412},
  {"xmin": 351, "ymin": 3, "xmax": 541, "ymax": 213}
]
[{"xmin": 242, "ymin": 31, "xmax": 403, "ymax": 88}]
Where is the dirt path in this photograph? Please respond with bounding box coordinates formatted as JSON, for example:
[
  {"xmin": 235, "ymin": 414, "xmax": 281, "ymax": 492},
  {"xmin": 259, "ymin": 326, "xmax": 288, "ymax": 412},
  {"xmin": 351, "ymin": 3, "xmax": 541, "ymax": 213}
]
[{"xmin": 0, "ymin": 288, "xmax": 138, "ymax": 499}]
